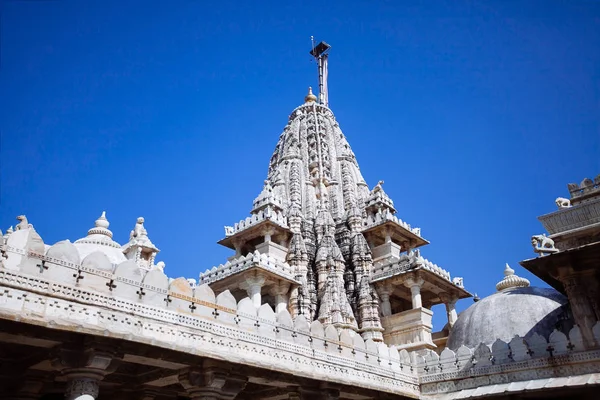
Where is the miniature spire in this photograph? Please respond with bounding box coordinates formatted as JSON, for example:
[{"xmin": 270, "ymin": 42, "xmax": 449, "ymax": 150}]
[
  {"xmin": 86, "ymin": 211, "xmax": 113, "ymax": 238},
  {"xmin": 305, "ymin": 87, "xmax": 317, "ymax": 103},
  {"xmin": 496, "ymin": 263, "xmax": 530, "ymax": 291}
]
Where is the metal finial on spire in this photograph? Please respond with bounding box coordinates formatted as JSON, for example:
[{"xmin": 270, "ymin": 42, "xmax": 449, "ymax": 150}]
[
  {"xmin": 309, "ymin": 37, "xmax": 331, "ymax": 107},
  {"xmin": 305, "ymin": 87, "xmax": 317, "ymax": 103}
]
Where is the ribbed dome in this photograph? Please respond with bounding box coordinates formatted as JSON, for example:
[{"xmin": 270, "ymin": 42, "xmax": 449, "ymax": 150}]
[
  {"xmin": 74, "ymin": 212, "xmax": 126, "ymax": 265},
  {"xmin": 447, "ymin": 286, "xmax": 571, "ymax": 350}
]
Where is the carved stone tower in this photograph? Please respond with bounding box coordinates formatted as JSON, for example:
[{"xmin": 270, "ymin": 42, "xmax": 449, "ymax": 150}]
[{"xmin": 201, "ymin": 45, "xmax": 470, "ymax": 347}]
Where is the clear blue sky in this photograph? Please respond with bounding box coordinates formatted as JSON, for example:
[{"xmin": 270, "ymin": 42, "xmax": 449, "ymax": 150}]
[{"xmin": 2, "ymin": 1, "xmax": 599, "ymax": 328}]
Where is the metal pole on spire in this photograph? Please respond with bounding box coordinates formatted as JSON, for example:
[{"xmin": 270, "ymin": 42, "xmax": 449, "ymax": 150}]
[{"xmin": 310, "ymin": 38, "xmax": 331, "ymax": 107}]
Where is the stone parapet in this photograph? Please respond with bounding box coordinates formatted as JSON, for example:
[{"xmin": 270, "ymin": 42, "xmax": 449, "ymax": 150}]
[
  {"xmin": 363, "ymin": 209, "xmax": 423, "ymax": 238},
  {"xmin": 381, "ymin": 308, "xmax": 435, "ymax": 351},
  {"xmin": 371, "ymin": 252, "xmax": 454, "ymax": 284},
  {"xmin": 0, "ymin": 238, "xmax": 420, "ymax": 398},
  {"xmin": 227, "ymin": 206, "xmax": 288, "ymax": 237},
  {"xmin": 418, "ymin": 324, "xmax": 600, "ymax": 398},
  {"xmin": 538, "ymin": 197, "xmax": 600, "ymax": 236},
  {"xmin": 199, "ymin": 250, "xmax": 297, "ymax": 285}
]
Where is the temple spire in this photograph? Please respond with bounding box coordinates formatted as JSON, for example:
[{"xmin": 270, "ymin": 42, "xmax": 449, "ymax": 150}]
[{"xmin": 310, "ymin": 37, "xmax": 331, "ymax": 107}]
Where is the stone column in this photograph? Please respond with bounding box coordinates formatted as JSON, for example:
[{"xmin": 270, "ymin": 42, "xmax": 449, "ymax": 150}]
[
  {"xmin": 65, "ymin": 378, "xmax": 100, "ymax": 400},
  {"xmin": 240, "ymin": 272, "xmax": 266, "ymax": 308},
  {"xmin": 404, "ymin": 276, "xmax": 424, "ymax": 309},
  {"xmin": 377, "ymin": 283, "xmax": 393, "ymax": 317},
  {"xmin": 561, "ymin": 272, "xmax": 598, "ymax": 348},
  {"xmin": 269, "ymin": 282, "xmax": 291, "ymax": 314},
  {"xmin": 178, "ymin": 362, "xmax": 247, "ymax": 400},
  {"xmin": 439, "ymin": 293, "xmax": 458, "ymax": 328},
  {"xmin": 51, "ymin": 342, "xmax": 121, "ymax": 400},
  {"xmin": 263, "ymin": 227, "xmax": 275, "ymax": 243}
]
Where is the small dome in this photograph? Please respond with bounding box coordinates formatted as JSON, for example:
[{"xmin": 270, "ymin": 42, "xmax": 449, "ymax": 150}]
[
  {"xmin": 74, "ymin": 212, "xmax": 126, "ymax": 265},
  {"xmin": 447, "ymin": 265, "xmax": 571, "ymax": 350}
]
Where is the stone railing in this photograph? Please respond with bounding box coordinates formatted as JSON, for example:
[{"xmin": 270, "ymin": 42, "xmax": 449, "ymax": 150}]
[
  {"xmin": 418, "ymin": 324, "xmax": 600, "ymax": 397},
  {"xmin": 364, "ymin": 209, "xmax": 422, "ymax": 237},
  {"xmin": 538, "ymin": 197, "xmax": 600, "ymax": 235},
  {"xmin": 199, "ymin": 251, "xmax": 296, "ymax": 285},
  {"xmin": 0, "ymin": 228, "xmax": 420, "ymax": 397},
  {"xmin": 417, "ymin": 256, "xmax": 451, "ymax": 281},
  {"xmin": 568, "ymin": 175, "xmax": 600, "ymax": 200},
  {"xmin": 230, "ymin": 206, "xmax": 288, "ymax": 235},
  {"xmin": 371, "ymin": 252, "xmax": 452, "ymax": 283}
]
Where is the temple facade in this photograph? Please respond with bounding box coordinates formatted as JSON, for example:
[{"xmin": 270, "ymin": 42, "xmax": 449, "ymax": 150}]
[{"xmin": 0, "ymin": 69, "xmax": 599, "ymax": 398}]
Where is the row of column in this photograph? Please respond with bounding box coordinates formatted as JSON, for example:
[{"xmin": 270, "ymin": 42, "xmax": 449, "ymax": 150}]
[
  {"xmin": 7, "ymin": 344, "xmax": 351, "ymax": 400},
  {"xmin": 377, "ymin": 275, "xmax": 458, "ymax": 327},
  {"xmin": 239, "ymin": 271, "xmax": 290, "ymax": 313}
]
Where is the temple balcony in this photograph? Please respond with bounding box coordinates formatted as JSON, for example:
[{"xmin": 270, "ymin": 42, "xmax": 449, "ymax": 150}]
[
  {"xmin": 371, "ymin": 257, "xmax": 471, "ymax": 353},
  {"xmin": 362, "ymin": 210, "xmax": 428, "ymax": 254},
  {"xmin": 219, "ymin": 206, "xmax": 291, "ymax": 255},
  {"xmin": 381, "ymin": 307, "xmax": 435, "ymax": 351},
  {"xmin": 371, "ymin": 241, "xmax": 402, "ymax": 262},
  {"xmin": 199, "ymin": 251, "xmax": 299, "ymax": 312},
  {"xmin": 537, "ymin": 197, "xmax": 600, "ymax": 251}
]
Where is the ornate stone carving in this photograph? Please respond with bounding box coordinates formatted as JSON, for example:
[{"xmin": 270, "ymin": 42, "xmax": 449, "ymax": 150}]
[
  {"xmin": 65, "ymin": 378, "xmax": 100, "ymax": 400},
  {"xmin": 15, "ymin": 215, "xmax": 32, "ymax": 231},
  {"xmin": 495, "ymin": 263, "xmax": 530, "ymax": 291},
  {"xmin": 531, "ymin": 234, "xmax": 559, "ymax": 256},
  {"xmin": 178, "ymin": 364, "xmax": 248, "ymax": 400},
  {"xmin": 555, "ymin": 197, "xmax": 572, "ymax": 209}
]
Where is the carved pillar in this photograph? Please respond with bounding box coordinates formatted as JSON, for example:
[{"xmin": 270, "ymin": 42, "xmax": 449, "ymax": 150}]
[
  {"xmin": 404, "ymin": 276, "xmax": 424, "ymax": 309},
  {"xmin": 263, "ymin": 227, "xmax": 275, "ymax": 243},
  {"xmin": 439, "ymin": 293, "xmax": 458, "ymax": 328},
  {"xmin": 269, "ymin": 282, "xmax": 291, "ymax": 314},
  {"xmin": 51, "ymin": 342, "xmax": 121, "ymax": 400},
  {"xmin": 561, "ymin": 272, "xmax": 598, "ymax": 348},
  {"xmin": 232, "ymin": 239, "xmax": 243, "ymax": 258},
  {"xmin": 178, "ymin": 362, "xmax": 247, "ymax": 400},
  {"xmin": 377, "ymin": 283, "xmax": 393, "ymax": 317},
  {"xmin": 240, "ymin": 272, "xmax": 267, "ymax": 308},
  {"xmin": 65, "ymin": 378, "xmax": 100, "ymax": 400}
]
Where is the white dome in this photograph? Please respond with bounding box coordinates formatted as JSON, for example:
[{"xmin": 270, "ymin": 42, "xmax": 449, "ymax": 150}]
[{"xmin": 447, "ymin": 286, "xmax": 571, "ymax": 350}]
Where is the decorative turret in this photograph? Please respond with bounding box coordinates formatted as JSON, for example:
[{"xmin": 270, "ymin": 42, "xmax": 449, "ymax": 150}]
[
  {"xmin": 122, "ymin": 217, "xmax": 160, "ymax": 271},
  {"xmin": 251, "ymin": 180, "xmax": 285, "ymax": 214},
  {"xmin": 365, "ymin": 181, "xmax": 396, "ymax": 215}
]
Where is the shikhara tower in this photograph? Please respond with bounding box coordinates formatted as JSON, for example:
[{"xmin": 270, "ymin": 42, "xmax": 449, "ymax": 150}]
[{"xmin": 202, "ymin": 41, "xmax": 469, "ymax": 348}]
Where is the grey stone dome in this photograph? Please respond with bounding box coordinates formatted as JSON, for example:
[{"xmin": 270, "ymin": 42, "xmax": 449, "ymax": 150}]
[{"xmin": 446, "ymin": 286, "xmax": 571, "ymax": 350}]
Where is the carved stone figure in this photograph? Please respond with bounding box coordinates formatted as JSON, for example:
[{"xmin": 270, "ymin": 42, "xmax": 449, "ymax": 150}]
[
  {"xmin": 224, "ymin": 226, "xmax": 235, "ymax": 237},
  {"xmin": 555, "ymin": 197, "xmax": 572, "ymax": 209},
  {"xmin": 531, "ymin": 234, "xmax": 559, "ymax": 256},
  {"xmin": 15, "ymin": 215, "xmax": 31, "ymax": 231},
  {"xmin": 452, "ymin": 277, "xmax": 464, "ymax": 288},
  {"xmin": 130, "ymin": 217, "xmax": 147, "ymax": 240}
]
